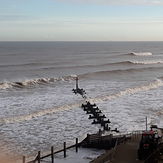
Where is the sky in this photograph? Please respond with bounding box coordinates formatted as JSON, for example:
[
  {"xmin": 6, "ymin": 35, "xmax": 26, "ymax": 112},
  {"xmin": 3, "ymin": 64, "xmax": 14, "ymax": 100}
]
[{"xmin": 0, "ymin": 0, "xmax": 163, "ymax": 41}]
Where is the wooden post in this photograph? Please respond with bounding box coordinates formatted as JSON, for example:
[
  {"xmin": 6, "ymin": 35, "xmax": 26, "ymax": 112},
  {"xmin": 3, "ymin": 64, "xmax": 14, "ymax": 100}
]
[
  {"xmin": 99, "ymin": 129, "xmax": 101, "ymax": 135},
  {"xmin": 146, "ymin": 116, "xmax": 147, "ymax": 131},
  {"xmin": 64, "ymin": 142, "xmax": 66, "ymax": 158},
  {"xmin": 76, "ymin": 77, "xmax": 79, "ymax": 89},
  {"xmin": 22, "ymin": 156, "xmax": 25, "ymax": 163},
  {"xmin": 76, "ymin": 138, "xmax": 78, "ymax": 153},
  {"xmin": 38, "ymin": 151, "xmax": 41, "ymax": 163},
  {"xmin": 87, "ymin": 134, "xmax": 90, "ymax": 143},
  {"xmin": 51, "ymin": 146, "xmax": 54, "ymax": 163}
]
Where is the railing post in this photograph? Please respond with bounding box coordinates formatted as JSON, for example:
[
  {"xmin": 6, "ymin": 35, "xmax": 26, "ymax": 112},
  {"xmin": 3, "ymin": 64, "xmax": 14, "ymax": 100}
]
[
  {"xmin": 76, "ymin": 138, "xmax": 78, "ymax": 153},
  {"xmin": 51, "ymin": 146, "xmax": 54, "ymax": 163},
  {"xmin": 64, "ymin": 142, "xmax": 66, "ymax": 158},
  {"xmin": 37, "ymin": 151, "xmax": 41, "ymax": 163},
  {"xmin": 23, "ymin": 156, "xmax": 25, "ymax": 163}
]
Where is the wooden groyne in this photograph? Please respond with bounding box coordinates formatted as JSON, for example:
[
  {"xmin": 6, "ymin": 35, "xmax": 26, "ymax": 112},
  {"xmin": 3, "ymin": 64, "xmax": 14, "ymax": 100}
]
[
  {"xmin": 81, "ymin": 132, "xmax": 115, "ymax": 149},
  {"xmin": 81, "ymin": 101, "xmax": 119, "ymax": 132},
  {"xmin": 23, "ymin": 138, "xmax": 80, "ymax": 163},
  {"xmin": 73, "ymin": 77, "xmax": 119, "ymax": 132},
  {"xmin": 81, "ymin": 130, "xmax": 132, "ymax": 150}
]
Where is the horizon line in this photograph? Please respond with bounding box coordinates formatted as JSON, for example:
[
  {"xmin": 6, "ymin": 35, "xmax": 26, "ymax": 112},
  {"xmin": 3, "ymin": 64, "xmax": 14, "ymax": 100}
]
[{"xmin": 0, "ymin": 40, "xmax": 163, "ymax": 42}]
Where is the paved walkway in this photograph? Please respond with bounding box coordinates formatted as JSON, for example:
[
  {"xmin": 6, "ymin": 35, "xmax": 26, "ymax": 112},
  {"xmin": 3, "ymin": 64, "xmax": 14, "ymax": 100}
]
[{"xmin": 111, "ymin": 135, "xmax": 143, "ymax": 163}]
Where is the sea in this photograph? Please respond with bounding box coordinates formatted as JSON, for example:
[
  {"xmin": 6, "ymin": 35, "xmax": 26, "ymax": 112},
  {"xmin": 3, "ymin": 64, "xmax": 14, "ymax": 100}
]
[{"xmin": 0, "ymin": 41, "xmax": 163, "ymax": 161}]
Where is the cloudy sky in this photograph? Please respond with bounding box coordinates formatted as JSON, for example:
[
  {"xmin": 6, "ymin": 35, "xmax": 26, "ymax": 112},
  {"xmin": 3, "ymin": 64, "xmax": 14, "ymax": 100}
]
[{"xmin": 0, "ymin": 0, "xmax": 163, "ymax": 41}]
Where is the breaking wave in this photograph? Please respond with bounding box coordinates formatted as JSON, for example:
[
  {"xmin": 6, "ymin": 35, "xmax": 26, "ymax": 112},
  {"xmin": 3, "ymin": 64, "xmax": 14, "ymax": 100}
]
[
  {"xmin": 128, "ymin": 52, "xmax": 152, "ymax": 56},
  {"xmin": 80, "ymin": 67, "xmax": 163, "ymax": 78},
  {"xmin": 88, "ymin": 79, "xmax": 163, "ymax": 103},
  {"xmin": 0, "ymin": 75, "xmax": 77, "ymax": 90},
  {"xmin": 131, "ymin": 60, "xmax": 163, "ymax": 65},
  {"xmin": 1, "ymin": 79, "xmax": 163, "ymax": 124},
  {"xmin": 109, "ymin": 60, "xmax": 163, "ymax": 65},
  {"xmin": 0, "ymin": 102, "xmax": 83, "ymax": 124},
  {"xmin": 106, "ymin": 61, "xmax": 133, "ymax": 66},
  {"xmin": 44, "ymin": 60, "xmax": 162, "ymax": 70}
]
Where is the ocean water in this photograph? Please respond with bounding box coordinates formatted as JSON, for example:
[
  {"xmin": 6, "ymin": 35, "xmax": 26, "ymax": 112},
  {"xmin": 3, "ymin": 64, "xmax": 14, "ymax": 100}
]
[{"xmin": 0, "ymin": 41, "xmax": 163, "ymax": 160}]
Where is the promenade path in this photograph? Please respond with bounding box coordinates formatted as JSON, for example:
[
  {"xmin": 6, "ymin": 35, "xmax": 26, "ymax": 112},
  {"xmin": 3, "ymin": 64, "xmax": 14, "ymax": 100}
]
[
  {"xmin": 111, "ymin": 134, "xmax": 143, "ymax": 163},
  {"xmin": 91, "ymin": 133, "xmax": 144, "ymax": 163}
]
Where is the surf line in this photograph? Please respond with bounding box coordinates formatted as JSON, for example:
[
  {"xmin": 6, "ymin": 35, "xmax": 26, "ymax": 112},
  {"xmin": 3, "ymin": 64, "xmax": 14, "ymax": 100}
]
[
  {"xmin": 88, "ymin": 79, "xmax": 163, "ymax": 103},
  {"xmin": 1, "ymin": 79, "xmax": 163, "ymax": 124},
  {"xmin": 0, "ymin": 103, "xmax": 83, "ymax": 124}
]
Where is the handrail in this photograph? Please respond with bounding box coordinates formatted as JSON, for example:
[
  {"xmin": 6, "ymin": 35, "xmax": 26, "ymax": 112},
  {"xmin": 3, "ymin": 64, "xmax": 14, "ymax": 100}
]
[{"xmin": 26, "ymin": 139, "xmax": 80, "ymax": 163}]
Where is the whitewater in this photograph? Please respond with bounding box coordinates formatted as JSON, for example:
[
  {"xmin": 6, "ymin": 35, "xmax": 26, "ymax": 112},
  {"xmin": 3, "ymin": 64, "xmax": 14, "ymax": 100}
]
[{"xmin": 0, "ymin": 41, "xmax": 163, "ymax": 161}]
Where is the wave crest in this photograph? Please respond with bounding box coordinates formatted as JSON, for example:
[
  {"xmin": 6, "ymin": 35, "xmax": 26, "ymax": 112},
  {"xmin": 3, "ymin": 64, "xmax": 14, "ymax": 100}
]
[
  {"xmin": 80, "ymin": 67, "xmax": 157, "ymax": 78},
  {"xmin": 110, "ymin": 60, "xmax": 163, "ymax": 65},
  {"xmin": 0, "ymin": 75, "xmax": 76, "ymax": 90},
  {"xmin": 129, "ymin": 52, "xmax": 152, "ymax": 56},
  {"xmin": 89, "ymin": 79, "xmax": 163, "ymax": 103},
  {"xmin": 0, "ymin": 103, "xmax": 82, "ymax": 124},
  {"xmin": 131, "ymin": 60, "xmax": 163, "ymax": 65}
]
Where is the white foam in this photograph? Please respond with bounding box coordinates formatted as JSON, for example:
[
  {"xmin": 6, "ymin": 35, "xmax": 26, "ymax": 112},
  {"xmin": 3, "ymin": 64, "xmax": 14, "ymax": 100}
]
[
  {"xmin": 0, "ymin": 82, "xmax": 12, "ymax": 89},
  {"xmin": 1, "ymin": 79, "xmax": 163, "ymax": 124},
  {"xmin": 130, "ymin": 52, "xmax": 152, "ymax": 56},
  {"xmin": 131, "ymin": 60, "xmax": 163, "ymax": 65},
  {"xmin": 88, "ymin": 79, "xmax": 163, "ymax": 103},
  {"xmin": 0, "ymin": 102, "xmax": 83, "ymax": 124}
]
